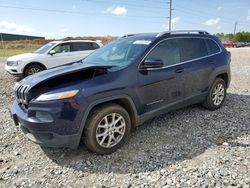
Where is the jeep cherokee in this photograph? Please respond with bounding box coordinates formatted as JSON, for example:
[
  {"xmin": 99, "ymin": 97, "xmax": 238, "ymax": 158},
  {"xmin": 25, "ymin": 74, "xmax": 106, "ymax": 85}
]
[{"xmin": 11, "ymin": 30, "xmax": 231, "ymax": 154}]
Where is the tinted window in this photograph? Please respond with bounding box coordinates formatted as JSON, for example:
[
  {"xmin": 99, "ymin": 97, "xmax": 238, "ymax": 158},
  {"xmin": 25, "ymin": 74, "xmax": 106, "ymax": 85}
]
[
  {"xmin": 147, "ymin": 39, "xmax": 181, "ymax": 66},
  {"xmin": 72, "ymin": 42, "xmax": 95, "ymax": 51},
  {"xmin": 206, "ymin": 39, "xmax": 220, "ymax": 54},
  {"xmin": 179, "ymin": 38, "xmax": 207, "ymax": 62},
  {"xmin": 92, "ymin": 42, "xmax": 100, "ymax": 49},
  {"xmin": 52, "ymin": 43, "xmax": 71, "ymax": 53}
]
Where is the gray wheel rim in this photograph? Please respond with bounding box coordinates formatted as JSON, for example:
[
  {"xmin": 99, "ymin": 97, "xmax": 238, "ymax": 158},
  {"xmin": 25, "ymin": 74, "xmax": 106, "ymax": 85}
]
[
  {"xmin": 96, "ymin": 113, "xmax": 126, "ymax": 148},
  {"xmin": 28, "ymin": 67, "xmax": 41, "ymax": 75},
  {"xmin": 212, "ymin": 83, "xmax": 225, "ymax": 106}
]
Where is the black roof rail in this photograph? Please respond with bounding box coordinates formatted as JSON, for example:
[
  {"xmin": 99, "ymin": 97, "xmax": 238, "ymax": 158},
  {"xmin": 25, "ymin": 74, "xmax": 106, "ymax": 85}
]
[
  {"xmin": 157, "ymin": 30, "xmax": 210, "ymax": 37},
  {"xmin": 121, "ymin": 32, "xmax": 158, "ymax": 38},
  {"xmin": 121, "ymin": 34, "xmax": 136, "ymax": 38}
]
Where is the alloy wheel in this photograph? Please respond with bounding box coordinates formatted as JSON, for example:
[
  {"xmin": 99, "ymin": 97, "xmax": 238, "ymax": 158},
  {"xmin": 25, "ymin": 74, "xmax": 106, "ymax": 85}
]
[
  {"xmin": 212, "ymin": 83, "xmax": 225, "ymax": 106},
  {"xmin": 28, "ymin": 67, "xmax": 41, "ymax": 75},
  {"xmin": 95, "ymin": 113, "xmax": 126, "ymax": 148}
]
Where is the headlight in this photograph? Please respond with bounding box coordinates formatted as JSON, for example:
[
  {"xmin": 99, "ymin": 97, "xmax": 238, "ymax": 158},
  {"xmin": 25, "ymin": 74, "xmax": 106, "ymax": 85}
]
[
  {"xmin": 7, "ymin": 60, "xmax": 21, "ymax": 66},
  {"xmin": 36, "ymin": 90, "xmax": 79, "ymax": 101}
]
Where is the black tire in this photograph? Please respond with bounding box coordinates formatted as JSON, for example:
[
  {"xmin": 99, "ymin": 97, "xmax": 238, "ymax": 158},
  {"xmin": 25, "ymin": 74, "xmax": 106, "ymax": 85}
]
[
  {"xmin": 24, "ymin": 64, "xmax": 44, "ymax": 77},
  {"xmin": 202, "ymin": 78, "xmax": 227, "ymax": 110},
  {"xmin": 84, "ymin": 103, "xmax": 131, "ymax": 154}
]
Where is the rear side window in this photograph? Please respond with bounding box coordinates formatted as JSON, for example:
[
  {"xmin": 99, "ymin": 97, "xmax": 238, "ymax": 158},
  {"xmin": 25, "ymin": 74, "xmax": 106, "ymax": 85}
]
[
  {"xmin": 206, "ymin": 39, "xmax": 220, "ymax": 55},
  {"xmin": 72, "ymin": 42, "xmax": 97, "ymax": 51},
  {"xmin": 92, "ymin": 42, "xmax": 100, "ymax": 49},
  {"xmin": 179, "ymin": 38, "xmax": 208, "ymax": 62},
  {"xmin": 147, "ymin": 39, "xmax": 181, "ymax": 66}
]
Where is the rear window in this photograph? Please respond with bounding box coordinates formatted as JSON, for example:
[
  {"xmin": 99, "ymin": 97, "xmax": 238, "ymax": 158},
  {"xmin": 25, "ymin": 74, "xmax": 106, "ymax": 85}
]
[
  {"xmin": 92, "ymin": 42, "xmax": 100, "ymax": 49},
  {"xmin": 179, "ymin": 38, "xmax": 208, "ymax": 62},
  {"xmin": 72, "ymin": 42, "xmax": 98, "ymax": 51},
  {"xmin": 206, "ymin": 39, "xmax": 221, "ymax": 55}
]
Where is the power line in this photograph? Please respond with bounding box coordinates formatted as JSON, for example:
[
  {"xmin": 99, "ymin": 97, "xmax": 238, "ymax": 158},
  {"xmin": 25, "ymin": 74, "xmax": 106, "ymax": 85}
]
[
  {"xmin": 0, "ymin": 1, "xmax": 248, "ymax": 32},
  {"xmin": 81, "ymin": 0, "xmax": 166, "ymax": 10},
  {"xmin": 0, "ymin": 4, "xmax": 167, "ymax": 20},
  {"xmin": 174, "ymin": 4, "xmax": 249, "ymax": 25},
  {"xmin": 174, "ymin": 8, "xmax": 247, "ymax": 26}
]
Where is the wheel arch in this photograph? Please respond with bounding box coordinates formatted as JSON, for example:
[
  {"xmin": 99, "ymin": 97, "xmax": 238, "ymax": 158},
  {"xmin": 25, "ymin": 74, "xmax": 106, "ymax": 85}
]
[
  {"xmin": 215, "ymin": 72, "xmax": 229, "ymax": 88},
  {"xmin": 23, "ymin": 62, "xmax": 47, "ymax": 74},
  {"xmin": 75, "ymin": 95, "xmax": 139, "ymax": 148},
  {"xmin": 85, "ymin": 95, "xmax": 139, "ymax": 128}
]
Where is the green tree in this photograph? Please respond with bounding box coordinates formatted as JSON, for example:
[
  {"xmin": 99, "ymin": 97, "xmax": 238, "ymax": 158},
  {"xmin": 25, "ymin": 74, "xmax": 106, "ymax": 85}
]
[{"xmin": 216, "ymin": 32, "xmax": 250, "ymax": 42}]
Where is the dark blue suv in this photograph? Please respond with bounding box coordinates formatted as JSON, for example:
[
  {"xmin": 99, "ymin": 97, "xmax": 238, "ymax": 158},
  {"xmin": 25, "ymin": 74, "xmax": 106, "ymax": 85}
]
[{"xmin": 11, "ymin": 30, "xmax": 231, "ymax": 154}]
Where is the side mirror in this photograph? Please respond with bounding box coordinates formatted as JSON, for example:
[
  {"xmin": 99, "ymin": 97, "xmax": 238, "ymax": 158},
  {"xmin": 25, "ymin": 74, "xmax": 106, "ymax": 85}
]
[
  {"xmin": 140, "ymin": 58, "xmax": 164, "ymax": 69},
  {"xmin": 48, "ymin": 50, "xmax": 56, "ymax": 55}
]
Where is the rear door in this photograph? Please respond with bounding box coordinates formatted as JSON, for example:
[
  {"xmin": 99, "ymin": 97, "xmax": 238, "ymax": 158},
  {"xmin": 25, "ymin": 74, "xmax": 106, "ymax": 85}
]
[
  {"xmin": 178, "ymin": 37, "xmax": 213, "ymax": 100},
  {"xmin": 71, "ymin": 42, "xmax": 99, "ymax": 60}
]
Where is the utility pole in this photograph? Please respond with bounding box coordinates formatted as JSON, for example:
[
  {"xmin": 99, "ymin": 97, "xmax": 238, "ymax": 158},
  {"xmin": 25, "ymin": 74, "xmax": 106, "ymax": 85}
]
[
  {"xmin": 233, "ymin": 21, "xmax": 237, "ymax": 35},
  {"xmin": 169, "ymin": 0, "xmax": 172, "ymax": 32}
]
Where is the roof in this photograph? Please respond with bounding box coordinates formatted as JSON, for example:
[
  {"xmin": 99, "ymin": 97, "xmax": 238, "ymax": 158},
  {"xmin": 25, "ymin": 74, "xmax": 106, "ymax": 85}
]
[
  {"xmin": 122, "ymin": 30, "xmax": 210, "ymax": 39},
  {"xmin": 49, "ymin": 40, "xmax": 100, "ymax": 44}
]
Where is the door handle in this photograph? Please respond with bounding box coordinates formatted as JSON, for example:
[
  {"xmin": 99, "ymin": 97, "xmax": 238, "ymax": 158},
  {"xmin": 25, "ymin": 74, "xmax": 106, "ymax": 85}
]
[
  {"xmin": 208, "ymin": 60, "xmax": 216, "ymax": 64},
  {"xmin": 175, "ymin": 68, "xmax": 184, "ymax": 73}
]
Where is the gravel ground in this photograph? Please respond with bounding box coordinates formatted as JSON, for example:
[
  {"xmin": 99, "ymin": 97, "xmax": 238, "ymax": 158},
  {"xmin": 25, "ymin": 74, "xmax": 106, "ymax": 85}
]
[{"xmin": 0, "ymin": 48, "xmax": 249, "ymax": 188}]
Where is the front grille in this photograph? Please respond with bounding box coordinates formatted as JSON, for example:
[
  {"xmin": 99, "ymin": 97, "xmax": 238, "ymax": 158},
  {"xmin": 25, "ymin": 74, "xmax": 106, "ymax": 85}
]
[{"xmin": 15, "ymin": 84, "xmax": 29, "ymax": 108}]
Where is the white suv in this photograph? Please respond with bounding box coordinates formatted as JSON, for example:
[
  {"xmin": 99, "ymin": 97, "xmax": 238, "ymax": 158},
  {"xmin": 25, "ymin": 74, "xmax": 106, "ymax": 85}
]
[{"xmin": 5, "ymin": 40, "xmax": 103, "ymax": 77}]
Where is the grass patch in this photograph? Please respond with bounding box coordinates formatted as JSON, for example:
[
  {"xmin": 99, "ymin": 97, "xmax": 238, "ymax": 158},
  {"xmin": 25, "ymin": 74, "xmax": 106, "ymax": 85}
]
[{"xmin": 0, "ymin": 49, "xmax": 35, "ymax": 56}]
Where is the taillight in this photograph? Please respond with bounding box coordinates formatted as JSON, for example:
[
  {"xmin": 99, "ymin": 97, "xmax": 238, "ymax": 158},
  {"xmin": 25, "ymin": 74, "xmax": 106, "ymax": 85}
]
[{"xmin": 227, "ymin": 51, "xmax": 231, "ymax": 63}]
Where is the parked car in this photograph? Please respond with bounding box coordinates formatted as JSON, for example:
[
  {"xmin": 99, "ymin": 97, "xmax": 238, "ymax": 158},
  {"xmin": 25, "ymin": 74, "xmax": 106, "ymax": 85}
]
[
  {"xmin": 236, "ymin": 42, "xmax": 248, "ymax": 48},
  {"xmin": 5, "ymin": 40, "xmax": 102, "ymax": 77},
  {"xmin": 11, "ymin": 30, "xmax": 231, "ymax": 154},
  {"xmin": 222, "ymin": 41, "xmax": 237, "ymax": 48}
]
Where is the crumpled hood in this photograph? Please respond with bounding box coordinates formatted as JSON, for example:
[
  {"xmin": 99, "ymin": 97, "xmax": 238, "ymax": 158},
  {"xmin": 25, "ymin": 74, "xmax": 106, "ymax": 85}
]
[
  {"xmin": 7, "ymin": 53, "xmax": 42, "ymax": 61},
  {"xmin": 18, "ymin": 62, "xmax": 115, "ymax": 89}
]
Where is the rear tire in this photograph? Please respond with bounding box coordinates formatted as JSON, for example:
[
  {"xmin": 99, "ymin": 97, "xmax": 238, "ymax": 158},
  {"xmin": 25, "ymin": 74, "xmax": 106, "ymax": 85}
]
[
  {"xmin": 84, "ymin": 103, "xmax": 131, "ymax": 154},
  {"xmin": 24, "ymin": 64, "xmax": 44, "ymax": 77},
  {"xmin": 202, "ymin": 78, "xmax": 227, "ymax": 110}
]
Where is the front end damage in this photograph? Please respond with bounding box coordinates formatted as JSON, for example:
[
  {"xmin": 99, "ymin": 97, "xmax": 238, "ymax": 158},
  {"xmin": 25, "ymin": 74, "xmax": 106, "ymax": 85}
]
[{"xmin": 11, "ymin": 63, "xmax": 115, "ymax": 148}]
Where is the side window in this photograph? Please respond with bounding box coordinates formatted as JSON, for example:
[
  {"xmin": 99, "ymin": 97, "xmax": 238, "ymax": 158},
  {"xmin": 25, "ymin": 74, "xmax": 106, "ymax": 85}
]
[
  {"xmin": 72, "ymin": 42, "xmax": 96, "ymax": 51},
  {"xmin": 206, "ymin": 39, "xmax": 220, "ymax": 55},
  {"xmin": 52, "ymin": 43, "xmax": 71, "ymax": 53},
  {"xmin": 146, "ymin": 39, "xmax": 181, "ymax": 66},
  {"xmin": 179, "ymin": 38, "xmax": 208, "ymax": 62},
  {"xmin": 92, "ymin": 42, "xmax": 100, "ymax": 49}
]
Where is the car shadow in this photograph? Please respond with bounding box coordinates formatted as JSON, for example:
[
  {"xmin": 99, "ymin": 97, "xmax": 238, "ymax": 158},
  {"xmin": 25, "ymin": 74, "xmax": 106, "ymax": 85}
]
[{"xmin": 41, "ymin": 92, "xmax": 250, "ymax": 174}]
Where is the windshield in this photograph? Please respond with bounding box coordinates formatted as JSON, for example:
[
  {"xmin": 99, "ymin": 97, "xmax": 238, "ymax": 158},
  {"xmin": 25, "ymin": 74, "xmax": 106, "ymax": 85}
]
[
  {"xmin": 83, "ymin": 37, "xmax": 152, "ymax": 69},
  {"xmin": 35, "ymin": 42, "xmax": 57, "ymax": 54}
]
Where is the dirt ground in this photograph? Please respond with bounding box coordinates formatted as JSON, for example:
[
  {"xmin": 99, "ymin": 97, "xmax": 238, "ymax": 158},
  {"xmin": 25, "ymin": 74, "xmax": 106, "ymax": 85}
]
[{"xmin": 0, "ymin": 48, "xmax": 249, "ymax": 187}]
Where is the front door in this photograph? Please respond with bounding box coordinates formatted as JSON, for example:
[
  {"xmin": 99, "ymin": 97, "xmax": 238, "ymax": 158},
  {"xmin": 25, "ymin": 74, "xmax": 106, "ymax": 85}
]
[
  {"xmin": 136, "ymin": 38, "xmax": 185, "ymax": 115},
  {"xmin": 44, "ymin": 42, "xmax": 74, "ymax": 68}
]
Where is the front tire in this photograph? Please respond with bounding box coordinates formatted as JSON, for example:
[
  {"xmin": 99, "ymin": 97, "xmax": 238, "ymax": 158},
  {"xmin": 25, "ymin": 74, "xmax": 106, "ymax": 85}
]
[
  {"xmin": 202, "ymin": 78, "xmax": 227, "ymax": 110},
  {"xmin": 84, "ymin": 104, "xmax": 131, "ymax": 154},
  {"xmin": 24, "ymin": 64, "xmax": 44, "ymax": 77}
]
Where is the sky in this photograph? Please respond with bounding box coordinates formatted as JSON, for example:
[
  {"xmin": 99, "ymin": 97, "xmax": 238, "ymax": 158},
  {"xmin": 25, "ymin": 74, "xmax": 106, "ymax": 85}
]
[{"xmin": 0, "ymin": 0, "xmax": 249, "ymax": 39}]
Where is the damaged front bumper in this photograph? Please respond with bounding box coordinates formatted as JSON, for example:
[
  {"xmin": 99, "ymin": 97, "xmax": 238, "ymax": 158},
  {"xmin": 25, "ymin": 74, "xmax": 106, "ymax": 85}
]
[{"xmin": 10, "ymin": 99, "xmax": 86, "ymax": 149}]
